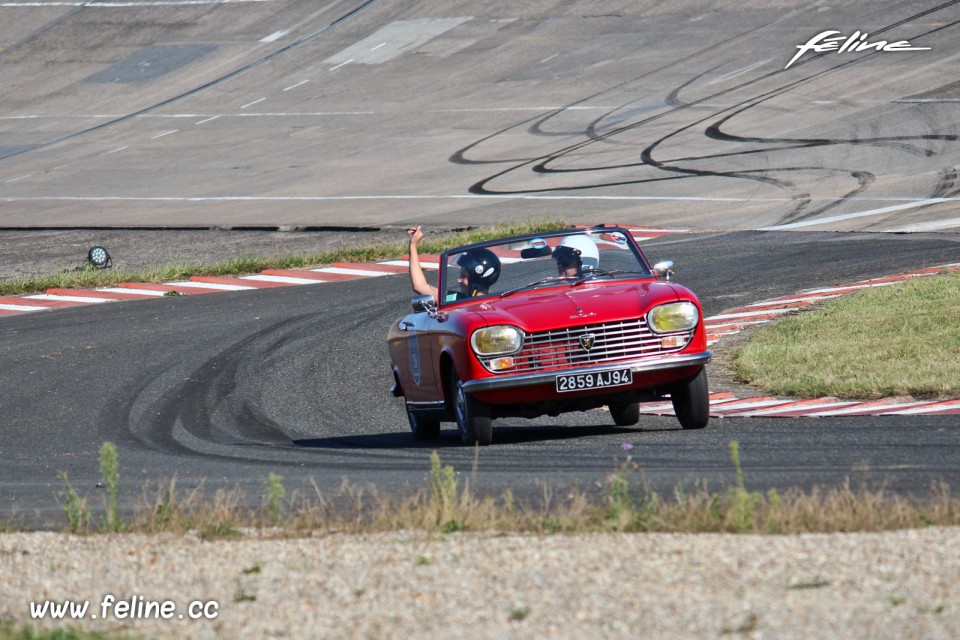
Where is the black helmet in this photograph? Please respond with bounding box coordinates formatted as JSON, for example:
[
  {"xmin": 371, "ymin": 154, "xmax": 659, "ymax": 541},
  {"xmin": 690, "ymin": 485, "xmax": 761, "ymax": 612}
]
[{"xmin": 457, "ymin": 248, "xmax": 501, "ymax": 295}]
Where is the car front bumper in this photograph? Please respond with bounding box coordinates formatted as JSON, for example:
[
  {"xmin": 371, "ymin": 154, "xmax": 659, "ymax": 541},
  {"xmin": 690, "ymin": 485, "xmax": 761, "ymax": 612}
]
[{"xmin": 460, "ymin": 351, "xmax": 712, "ymax": 394}]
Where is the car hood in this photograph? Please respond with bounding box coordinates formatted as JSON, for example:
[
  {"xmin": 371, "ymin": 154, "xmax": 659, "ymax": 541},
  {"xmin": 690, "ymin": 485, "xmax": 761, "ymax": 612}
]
[{"xmin": 463, "ymin": 281, "xmax": 689, "ymax": 332}]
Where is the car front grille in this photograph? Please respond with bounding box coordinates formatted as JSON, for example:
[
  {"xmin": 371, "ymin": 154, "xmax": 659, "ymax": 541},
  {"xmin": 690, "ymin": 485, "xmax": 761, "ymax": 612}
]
[{"xmin": 479, "ymin": 318, "xmax": 693, "ymax": 374}]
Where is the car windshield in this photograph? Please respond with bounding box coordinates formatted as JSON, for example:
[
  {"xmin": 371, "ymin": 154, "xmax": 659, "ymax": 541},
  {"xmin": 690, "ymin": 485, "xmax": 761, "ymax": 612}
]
[{"xmin": 438, "ymin": 228, "xmax": 653, "ymax": 306}]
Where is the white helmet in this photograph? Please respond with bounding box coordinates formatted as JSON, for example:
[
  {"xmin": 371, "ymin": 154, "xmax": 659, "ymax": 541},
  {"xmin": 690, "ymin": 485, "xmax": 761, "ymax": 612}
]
[{"xmin": 554, "ymin": 235, "xmax": 599, "ymax": 271}]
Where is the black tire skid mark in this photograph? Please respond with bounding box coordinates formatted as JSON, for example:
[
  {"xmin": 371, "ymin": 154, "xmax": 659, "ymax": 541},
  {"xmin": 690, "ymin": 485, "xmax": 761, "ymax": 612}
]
[
  {"xmin": 449, "ymin": 20, "xmax": 782, "ymax": 167},
  {"xmin": 526, "ymin": 20, "xmax": 781, "ymax": 144},
  {"xmin": 463, "ymin": 3, "xmax": 960, "ymax": 217},
  {"xmin": 538, "ymin": 21, "xmax": 957, "ymax": 221},
  {"xmin": 933, "ymin": 166, "xmax": 959, "ymax": 198},
  {"xmin": 98, "ymin": 314, "xmax": 314, "ymax": 462},
  {"xmin": 101, "ymin": 299, "xmax": 406, "ymax": 465}
]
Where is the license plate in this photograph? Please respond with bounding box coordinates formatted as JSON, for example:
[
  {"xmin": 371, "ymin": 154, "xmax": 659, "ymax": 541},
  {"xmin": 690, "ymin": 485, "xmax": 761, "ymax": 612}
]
[{"xmin": 555, "ymin": 369, "xmax": 633, "ymax": 393}]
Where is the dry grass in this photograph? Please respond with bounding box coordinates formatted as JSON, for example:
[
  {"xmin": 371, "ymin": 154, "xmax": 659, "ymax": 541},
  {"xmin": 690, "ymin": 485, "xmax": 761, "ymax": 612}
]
[{"xmin": 45, "ymin": 449, "xmax": 960, "ymax": 538}]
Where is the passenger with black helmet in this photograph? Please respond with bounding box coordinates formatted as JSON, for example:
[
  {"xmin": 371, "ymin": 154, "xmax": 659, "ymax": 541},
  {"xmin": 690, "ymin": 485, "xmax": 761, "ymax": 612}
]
[{"xmin": 406, "ymin": 226, "xmax": 501, "ymax": 301}]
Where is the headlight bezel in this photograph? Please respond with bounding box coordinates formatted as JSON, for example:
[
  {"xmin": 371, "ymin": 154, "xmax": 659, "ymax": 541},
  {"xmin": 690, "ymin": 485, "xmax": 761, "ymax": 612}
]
[
  {"xmin": 470, "ymin": 325, "xmax": 524, "ymax": 356},
  {"xmin": 646, "ymin": 301, "xmax": 700, "ymax": 334}
]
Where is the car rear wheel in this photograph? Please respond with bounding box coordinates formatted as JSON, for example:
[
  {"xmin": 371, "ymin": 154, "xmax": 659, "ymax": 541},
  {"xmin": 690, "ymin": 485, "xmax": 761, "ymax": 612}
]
[
  {"xmin": 451, "ymin": 371, "xmax": 493, "ymax": 446},
  {"xmin": 406, "ymin": 404, "xmax": 441, "ymax": 440},
  {"xmin": 609, "ymin": 401, "xmax": 640, "ymax": 426},
  {"xmin": 671, "ymin": 367, "xmax": 709, "ymax": 430}
]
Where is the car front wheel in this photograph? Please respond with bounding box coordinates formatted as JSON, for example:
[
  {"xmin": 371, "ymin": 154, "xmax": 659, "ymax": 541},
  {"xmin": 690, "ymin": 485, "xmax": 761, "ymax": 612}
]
[
  {"xmin": 671, "ymin": 367, "xmax": 710, "ymax": 430},
  {"xmin": 609, "ymin": 401, "xmax": 640, "ymax": 426},
  {"xmin": 406, "ymin": 404, "xmax": 441, "ymax": 440},
  {"xmin": 451, "ymin": 371, "xmax": 493, "ymax": 446}
]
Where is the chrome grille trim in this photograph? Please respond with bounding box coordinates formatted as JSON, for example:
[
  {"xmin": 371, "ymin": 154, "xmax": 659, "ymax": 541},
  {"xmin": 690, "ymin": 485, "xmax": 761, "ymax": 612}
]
[{"xmin": 479, "ymin": 318, "xmax": 693, "ymax": 373}]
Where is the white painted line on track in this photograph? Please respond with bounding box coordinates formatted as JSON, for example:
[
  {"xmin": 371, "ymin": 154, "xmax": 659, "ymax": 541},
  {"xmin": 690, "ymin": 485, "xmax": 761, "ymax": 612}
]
[
  {"xmin": 24, "ymin": 294, "xmax": 112, "ymax": 303},
  {"xmin": 329, "ymin": 59, "xmax": 352, "ymax": 71},
  {"xmin": 710, "ymin": 399, "xmax": 796, "ymax": 412},
  {"xmin": 102, "ymin": 146, "xmax": 128, "ymax": 155},
  {"xmin": 150, "ymin": 130, "xmax": 178, "ymax": 140},
  {"xmin": 242, "ymin": 275, "xmax": 325, "ymax": 285},
  {"xmin": 881, "ymin": 400, "xmax": 960, "ymax": 415},
  {"xmin": 886, "ymin": 217, "xmax": 960, "ymax": 232},
  {"xmin": 167, "ymin": 281, "xmax": 255, "ymax": 291},
  {"xmin": 427, "ymin": 106, "xmax": 622, "ymax": 112},
  {"xmin": 96, "ymin": 287, "xmax": 167, "ymax": 297},
  {"xmin": 283, "ymin": 80, "xmax": 309, "ymax": 92},
  {"xmin": 707, "ymin": 59, "xmax": 771, "ymax": 85},
  {"xmin": 799, "ymin": 282, "xmax": 899, "ymax": 296},
  {"xmin": 739, "ymin": 401, "xmax": 859, "ymax": 417},
  {"xmin": 380, "ymin": 260, "xmax": 441, "ymax": 269},
  {"xmin": 706, "ymin": 308, "xmax": 795, "ymax": 321},
  {"xmin": 311, "ymin": 267, "xmax": 392, "ymax": 277},
  {"xmin": 760, "ymin": 199, "xmax": 951, "ymax": 230},
  {"xmin": 0, "ymin": 195, "xmax": 797, "ymax": 203},
  {"xmin": 0, "ymin": 303, "xmax": 46, "ymax": 312},
  {"xmin": 6, "ymin": 175, "xmax": 31, "ymax": 183},
  {"xmin": 241, "ymin": 98, "xmax": 267, "ymax": 109},
  {"xmin": 744, "ymin": 294, "xmax": 842, "ymax": 307},
  {"xmin": 805, "ymin": 400, "xmax": 929, "ymax": 417},
  {"xmin": 260, "ymin": 29, "xmax": 289, "ymax": 43},
  {"xmin": 195, "ymin": 115, "xmax": 221, "ymax": 125}
]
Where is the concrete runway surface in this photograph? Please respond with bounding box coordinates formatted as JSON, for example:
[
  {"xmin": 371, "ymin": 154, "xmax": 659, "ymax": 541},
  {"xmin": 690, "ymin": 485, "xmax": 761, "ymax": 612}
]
[{"xmin": 0, "ymin": 0, "xmax": 959, "ymax": 234}]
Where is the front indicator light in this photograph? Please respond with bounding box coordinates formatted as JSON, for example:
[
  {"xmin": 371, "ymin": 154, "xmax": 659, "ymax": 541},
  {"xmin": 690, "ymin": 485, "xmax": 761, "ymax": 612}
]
[
  {"xmin": 660, "ymin": 335, "xmax": 690, "ymax": 349},
  {"xmin": 471, "ymin": 326, "xmax": 523, "ymax": 355},
  {"xmin": 488, "ymin": 357, "xmax": 515, "ymax": 371},
  {"xmin": 647, "ymin": 302, "xmax": 699, "ymax": 334}
]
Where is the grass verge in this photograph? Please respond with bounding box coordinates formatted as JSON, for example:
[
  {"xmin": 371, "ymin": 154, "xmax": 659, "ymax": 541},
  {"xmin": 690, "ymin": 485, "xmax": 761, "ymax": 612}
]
[
  {"xmin": 34, "ymin": 445, "xmax": 960, "ymax": 537},
  {"xmin": 733, "ymin": 269, "xmax": 960, "ymax": 399},
  {"xmin": 0, "ymin": 219, "xmax": 569, "ymax": 296}
]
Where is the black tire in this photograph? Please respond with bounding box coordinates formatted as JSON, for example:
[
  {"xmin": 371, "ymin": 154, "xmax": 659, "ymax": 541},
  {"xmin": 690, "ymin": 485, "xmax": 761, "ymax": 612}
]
[
  {"xmin": 609, "ymin": 401, "xmax": 640, "ymax": 427},
  {"xmin": 671, "ymin": 367, "xmax": 710, "ymax": 430},
  {"xmin": 406, "ymin": 404, "xmax": 441, "ymax": 440},
  {"xmin": 450, "ymin": 370, "xmax": 493, "ymax": 446}
]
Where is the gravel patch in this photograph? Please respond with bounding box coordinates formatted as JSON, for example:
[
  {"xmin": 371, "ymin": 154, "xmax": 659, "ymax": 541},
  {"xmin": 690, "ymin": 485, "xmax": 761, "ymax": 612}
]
[{"xmin": 2, "ymin": 528, "xmax": 958, "ymax": 639}]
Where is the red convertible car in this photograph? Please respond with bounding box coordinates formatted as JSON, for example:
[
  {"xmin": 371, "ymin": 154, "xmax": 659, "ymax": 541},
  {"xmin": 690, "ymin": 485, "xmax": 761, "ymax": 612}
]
[{"xmin": 387, "ymin": 226, "xmax": 711, "ymax": 445}]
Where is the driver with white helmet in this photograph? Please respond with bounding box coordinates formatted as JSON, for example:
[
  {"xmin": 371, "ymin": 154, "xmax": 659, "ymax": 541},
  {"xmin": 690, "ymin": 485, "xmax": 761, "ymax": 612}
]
[{"xmin": 553, "ymin": 235, "xmax": 599, "ymax": 277}]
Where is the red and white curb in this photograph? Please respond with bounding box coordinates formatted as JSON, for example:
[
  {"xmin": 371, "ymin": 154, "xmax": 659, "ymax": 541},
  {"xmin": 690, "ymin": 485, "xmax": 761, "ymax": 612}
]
[
  {"xmin": 0, "ymin": 227, "xmax": 678, "ymax": 317},
  {"xmin": 636, "ymin": 262, "xmax": 960, "ymax": 419},
  {"xmin": 637, "ymin": 392, "xmax": 960, "ymax": 418}
]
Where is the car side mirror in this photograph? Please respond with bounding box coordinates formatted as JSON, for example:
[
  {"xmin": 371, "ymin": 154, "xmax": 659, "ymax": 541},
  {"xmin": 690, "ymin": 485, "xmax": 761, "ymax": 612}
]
[
  {"xmin": 652, "ymin": 260, "xmax": 675, "ymax": 281},
  {"xmin": 411, "ymin": 294, "xmax": 437, "ymax": 313}
]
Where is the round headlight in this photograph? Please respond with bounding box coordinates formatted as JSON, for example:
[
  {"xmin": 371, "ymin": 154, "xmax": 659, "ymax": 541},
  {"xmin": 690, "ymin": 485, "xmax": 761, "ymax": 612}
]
[
  {"xmin": 647, "ymin": 302, "xmax": 699, "ymax": 334},
  {"xmin": 471, "ymin": 326, "xmax": 523, "ymax": 355}
]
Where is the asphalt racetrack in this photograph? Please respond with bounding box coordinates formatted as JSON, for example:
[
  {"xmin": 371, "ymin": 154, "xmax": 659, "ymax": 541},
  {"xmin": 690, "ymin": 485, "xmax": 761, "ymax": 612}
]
[
  {"xmin": 0, "ymin": 0, "xmax": 959, "ymax": 525},
  {"xmin": 2, "ymin": 231, "xmax": 959, "ymax": 526}
]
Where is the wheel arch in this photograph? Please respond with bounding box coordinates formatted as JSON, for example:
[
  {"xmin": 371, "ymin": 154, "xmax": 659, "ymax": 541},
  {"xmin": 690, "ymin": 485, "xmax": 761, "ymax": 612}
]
[{"xmin": 439, "ymin": 350, "xmax": 456, "ymax": 413}]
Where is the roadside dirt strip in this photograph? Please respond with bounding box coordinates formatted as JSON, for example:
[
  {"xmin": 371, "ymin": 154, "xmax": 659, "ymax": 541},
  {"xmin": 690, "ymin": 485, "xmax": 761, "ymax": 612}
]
[{"xmin": 1, "ymin": 227, "xmax": 957, "ymax": 417}]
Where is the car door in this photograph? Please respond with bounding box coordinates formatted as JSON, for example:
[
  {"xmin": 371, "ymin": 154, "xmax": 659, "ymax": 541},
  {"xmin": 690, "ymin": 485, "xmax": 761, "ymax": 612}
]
[{"xmin": 391, "ymin": 310, "xmax": 442, "ymax": 403}]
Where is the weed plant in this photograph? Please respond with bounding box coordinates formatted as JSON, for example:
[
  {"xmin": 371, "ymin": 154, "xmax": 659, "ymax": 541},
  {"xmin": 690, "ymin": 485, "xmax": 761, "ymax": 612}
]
[{"xmin": 44, "ymin": 441, "xmax": 960, "ymax": 537}]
